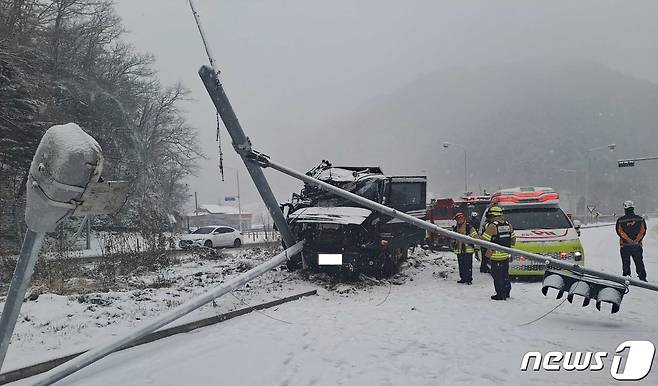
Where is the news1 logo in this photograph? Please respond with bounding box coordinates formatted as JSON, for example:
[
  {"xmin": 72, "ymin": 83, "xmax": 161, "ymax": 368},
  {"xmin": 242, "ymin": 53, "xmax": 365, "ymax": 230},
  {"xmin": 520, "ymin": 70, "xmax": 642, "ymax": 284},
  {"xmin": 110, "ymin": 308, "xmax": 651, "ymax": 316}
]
[{"xmin": 521, "ymin": 341, "xmax": 655, "ymax": 381}]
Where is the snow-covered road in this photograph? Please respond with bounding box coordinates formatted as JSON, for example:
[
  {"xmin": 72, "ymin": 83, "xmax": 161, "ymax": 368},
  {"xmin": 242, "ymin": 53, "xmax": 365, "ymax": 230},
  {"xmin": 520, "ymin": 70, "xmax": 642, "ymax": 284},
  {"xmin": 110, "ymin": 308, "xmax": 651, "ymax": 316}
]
[{"xmin": 18, "ymin": 222, "xmax": 658, "ymax": 385}]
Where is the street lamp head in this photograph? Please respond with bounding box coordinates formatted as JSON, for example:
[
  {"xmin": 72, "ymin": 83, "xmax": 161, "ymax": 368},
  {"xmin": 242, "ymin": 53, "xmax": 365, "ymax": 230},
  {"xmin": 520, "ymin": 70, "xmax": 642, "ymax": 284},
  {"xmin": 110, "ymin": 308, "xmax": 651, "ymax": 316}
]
[{"xmin": 608, "ymin": 144, "xmax": 616, "ymax": 151}]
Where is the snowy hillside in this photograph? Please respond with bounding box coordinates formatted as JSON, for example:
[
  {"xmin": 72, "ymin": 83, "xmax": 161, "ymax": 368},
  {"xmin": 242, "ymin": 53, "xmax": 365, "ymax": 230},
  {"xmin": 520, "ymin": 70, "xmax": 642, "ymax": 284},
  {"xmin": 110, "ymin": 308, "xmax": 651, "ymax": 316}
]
[{"xmin": 9, "ymin": 221, "xmax": 658, "ymax": 385}]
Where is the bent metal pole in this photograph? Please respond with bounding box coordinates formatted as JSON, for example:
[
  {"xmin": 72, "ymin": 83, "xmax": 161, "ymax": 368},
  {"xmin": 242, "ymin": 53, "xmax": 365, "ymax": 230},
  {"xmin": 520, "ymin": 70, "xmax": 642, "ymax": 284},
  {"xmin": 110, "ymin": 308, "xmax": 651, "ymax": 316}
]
[
  {"xmin": 198, "ymin": 65, "xmax": 296, "ymax": 251},
  {"xmin": 257, "ymin": 156, "xmax": 658, "ymax": 293},
  {"xmin": 33, "ymin": 241, "xmax": 304, "ymax": 386}
]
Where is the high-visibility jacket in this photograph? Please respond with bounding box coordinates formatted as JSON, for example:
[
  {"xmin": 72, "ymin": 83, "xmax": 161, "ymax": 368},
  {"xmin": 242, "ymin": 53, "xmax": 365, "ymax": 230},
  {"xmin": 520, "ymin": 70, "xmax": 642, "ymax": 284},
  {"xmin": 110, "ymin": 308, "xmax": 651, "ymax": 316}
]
[
  {"xmin": 452, "ymin": 222, "xmax": 479, "ymax": 254},
  {"xmin": 481, "ymin": 219, "xmax": 516, "ymax": 261},
  {"xmin": 616, "ymin": 213, "xmax": 647, "ymax": 247}
]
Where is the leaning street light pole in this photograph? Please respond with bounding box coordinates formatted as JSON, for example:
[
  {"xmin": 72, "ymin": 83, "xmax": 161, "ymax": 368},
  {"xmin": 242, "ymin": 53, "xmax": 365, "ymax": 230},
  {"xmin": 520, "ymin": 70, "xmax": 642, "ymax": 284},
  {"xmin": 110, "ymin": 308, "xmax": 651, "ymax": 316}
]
[
  {"xmin": 0, "ymin": 123, "xmax": 128, "ymax": 372},
  {"xmin": 584, "ymin": 143, "xmax": 616, "ymax": 222},
  {"xmin": 442, "ymin": 141, "xmax": 468, "ymax": 194}
]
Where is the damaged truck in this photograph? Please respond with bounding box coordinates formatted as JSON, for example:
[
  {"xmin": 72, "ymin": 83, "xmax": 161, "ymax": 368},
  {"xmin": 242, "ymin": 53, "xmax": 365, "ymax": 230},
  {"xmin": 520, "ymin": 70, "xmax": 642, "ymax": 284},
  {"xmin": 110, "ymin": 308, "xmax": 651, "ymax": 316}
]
[{"xmin": 281, "ymin": 160, "xmax": 427, "ymax": 276}]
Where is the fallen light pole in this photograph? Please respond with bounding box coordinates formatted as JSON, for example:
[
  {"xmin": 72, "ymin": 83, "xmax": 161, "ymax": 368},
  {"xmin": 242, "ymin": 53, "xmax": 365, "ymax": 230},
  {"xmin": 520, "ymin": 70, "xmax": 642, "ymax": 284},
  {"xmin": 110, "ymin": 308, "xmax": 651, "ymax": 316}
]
[
  {"xmin": 32, "ymin": 241, "xmax": 304, "ymax": 386},
  {"xmin": 0, "ymin": 123, "xmax": 128, "ymax": 372}
]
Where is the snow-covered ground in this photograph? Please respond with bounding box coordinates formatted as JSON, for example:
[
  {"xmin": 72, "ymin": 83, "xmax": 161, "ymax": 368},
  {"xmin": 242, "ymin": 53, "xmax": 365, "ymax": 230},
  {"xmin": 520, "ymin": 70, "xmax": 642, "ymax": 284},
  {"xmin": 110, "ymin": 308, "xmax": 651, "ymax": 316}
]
[{"xmin": 8, "ymin": 221, "xmax": 658, "ymax": 385}]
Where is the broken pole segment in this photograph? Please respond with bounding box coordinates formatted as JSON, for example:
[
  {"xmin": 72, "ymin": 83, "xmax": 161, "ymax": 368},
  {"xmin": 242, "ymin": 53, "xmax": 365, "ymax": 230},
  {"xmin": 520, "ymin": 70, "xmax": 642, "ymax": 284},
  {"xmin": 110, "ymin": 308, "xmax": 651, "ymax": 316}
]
[{"xmin": 32, "ymin": 240, "xmax": 304, "ymax": 386}]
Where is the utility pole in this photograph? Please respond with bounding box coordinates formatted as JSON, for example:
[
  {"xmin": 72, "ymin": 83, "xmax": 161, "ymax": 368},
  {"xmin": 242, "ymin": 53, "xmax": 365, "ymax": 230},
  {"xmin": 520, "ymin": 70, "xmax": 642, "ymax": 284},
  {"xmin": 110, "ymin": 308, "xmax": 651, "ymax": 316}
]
[
  {"xmin": 559, "ymin": 169, "xmax": 579, "ymax": 215},
  {"xmin": 236, "ymin": 168, "xmax": 242, "ymax": 233},
  {"xmin": 85, "ymin": 215, "xmax": 91, "ymax": 250},
  {"xmin": 194, "ymin": 191, "xmax": 199, "ymax": 228},
  {"xmin": 584, "ymin": 144, "xmax": 616, "ymax": 223}
]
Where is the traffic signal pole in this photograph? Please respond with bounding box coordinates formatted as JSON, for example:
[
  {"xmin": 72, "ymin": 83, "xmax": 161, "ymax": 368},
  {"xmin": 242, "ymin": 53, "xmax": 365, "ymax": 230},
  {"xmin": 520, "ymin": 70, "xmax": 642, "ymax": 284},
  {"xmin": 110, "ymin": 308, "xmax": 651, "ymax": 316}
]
[{"xmin": 618, "ymin": 156, "xmax": 658, "ymax": 168}]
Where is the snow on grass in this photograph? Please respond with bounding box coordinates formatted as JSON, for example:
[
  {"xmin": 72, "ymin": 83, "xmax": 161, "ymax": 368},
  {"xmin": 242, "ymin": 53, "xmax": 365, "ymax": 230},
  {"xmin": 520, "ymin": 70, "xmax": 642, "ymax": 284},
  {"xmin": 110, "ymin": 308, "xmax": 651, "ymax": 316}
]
[
  {"xmin": 8, "ymin": 222, "xmax": 658, "ymax": 385},
  {"xmin": 1, "ymin": 247, "xmax": 316, "ymax": 372}
]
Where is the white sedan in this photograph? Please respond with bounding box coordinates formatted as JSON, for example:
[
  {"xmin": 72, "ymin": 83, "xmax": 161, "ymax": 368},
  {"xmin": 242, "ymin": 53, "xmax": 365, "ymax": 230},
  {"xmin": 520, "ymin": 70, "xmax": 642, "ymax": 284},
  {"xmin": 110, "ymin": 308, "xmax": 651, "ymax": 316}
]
[{"xmin": 179, "ymin": 226, "xmax": 243, "ymax": 249}]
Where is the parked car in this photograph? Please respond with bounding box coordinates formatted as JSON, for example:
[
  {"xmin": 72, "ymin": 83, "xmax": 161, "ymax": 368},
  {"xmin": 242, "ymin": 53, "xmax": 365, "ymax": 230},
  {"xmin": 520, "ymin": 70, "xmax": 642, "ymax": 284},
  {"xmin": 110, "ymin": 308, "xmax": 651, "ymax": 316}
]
[{"xmin": 179, "ymin": 226, "xmax": 243, "ymax": 249}]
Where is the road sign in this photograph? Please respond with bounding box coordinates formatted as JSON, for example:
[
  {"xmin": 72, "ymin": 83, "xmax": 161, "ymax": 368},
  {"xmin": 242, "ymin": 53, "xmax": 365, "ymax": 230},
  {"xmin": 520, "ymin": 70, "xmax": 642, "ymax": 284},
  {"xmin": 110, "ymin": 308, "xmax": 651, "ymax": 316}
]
[{"xmin": 618, "ymin": 160, "xmax": 636, "ymax": 168}]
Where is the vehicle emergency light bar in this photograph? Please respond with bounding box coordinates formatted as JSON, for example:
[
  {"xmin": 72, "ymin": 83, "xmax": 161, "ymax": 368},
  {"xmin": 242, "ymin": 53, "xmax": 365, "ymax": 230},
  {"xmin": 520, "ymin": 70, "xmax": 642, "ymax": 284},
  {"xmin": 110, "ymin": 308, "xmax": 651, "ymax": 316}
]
[{"xmin": 491, "ymin": 187, "xmax": 559, "ymax": 205}]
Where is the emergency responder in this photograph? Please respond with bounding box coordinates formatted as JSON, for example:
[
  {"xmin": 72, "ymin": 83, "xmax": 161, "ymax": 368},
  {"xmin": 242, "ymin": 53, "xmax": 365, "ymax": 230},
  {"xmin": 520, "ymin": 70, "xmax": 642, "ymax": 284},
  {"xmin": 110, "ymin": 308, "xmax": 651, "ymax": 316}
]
[
  {"xmin": 616, "ymin": 201, "xmax": 648, "ymax": 282},
  {"xmin": 479, "ymin": 210, "xmax": 493, "ymax": 273},
  {"xmin": 481, "ymin": 206, "xmax": 516, "ymax": 300},
  {"xmin": 452, "ymin": 212, "xmax": 479, "ymax": 284}
]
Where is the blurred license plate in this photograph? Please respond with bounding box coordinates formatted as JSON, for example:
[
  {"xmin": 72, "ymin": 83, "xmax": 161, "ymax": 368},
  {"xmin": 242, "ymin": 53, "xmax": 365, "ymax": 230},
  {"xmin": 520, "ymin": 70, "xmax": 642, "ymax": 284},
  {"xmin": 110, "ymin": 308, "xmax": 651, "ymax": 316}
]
[{"xmin": 318, "ymin": 254, "xmax": 342, "ymax": 265}]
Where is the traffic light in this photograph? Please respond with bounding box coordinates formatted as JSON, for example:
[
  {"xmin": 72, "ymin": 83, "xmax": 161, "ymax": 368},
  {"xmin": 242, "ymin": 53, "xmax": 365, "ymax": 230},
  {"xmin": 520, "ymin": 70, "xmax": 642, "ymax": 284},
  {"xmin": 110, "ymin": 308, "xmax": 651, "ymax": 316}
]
[
  {"xmin": 541, "ymin": 268, "xmax": 628, "ymax": 313},
  {"xmin": 618, "ymin": 160, "xmax": 636, "ymax": 168}
]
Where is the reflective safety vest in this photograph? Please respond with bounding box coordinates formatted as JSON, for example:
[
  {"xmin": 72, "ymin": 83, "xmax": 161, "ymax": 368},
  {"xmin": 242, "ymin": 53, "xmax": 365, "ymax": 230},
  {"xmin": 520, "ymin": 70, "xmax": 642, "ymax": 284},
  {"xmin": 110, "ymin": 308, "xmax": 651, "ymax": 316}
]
[
  {"xmin": 481, "ymin": 220, "xmax": 515, "ymax": 261},
  {"xmin": 453, "ymin": 223, "xmax": 479, "ymax": 254}
]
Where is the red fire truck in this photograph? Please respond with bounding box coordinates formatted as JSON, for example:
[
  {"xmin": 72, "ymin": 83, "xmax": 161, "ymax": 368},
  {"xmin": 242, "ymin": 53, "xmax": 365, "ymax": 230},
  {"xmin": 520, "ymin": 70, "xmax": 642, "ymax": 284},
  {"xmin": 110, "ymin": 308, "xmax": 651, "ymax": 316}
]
[
  {"xmin": 425, "ymin": 194, "xmax": 492, "ymax": 250},
  {"xmin": 425, "ymin": 198, "xmax": 458, "ymax": 250}
]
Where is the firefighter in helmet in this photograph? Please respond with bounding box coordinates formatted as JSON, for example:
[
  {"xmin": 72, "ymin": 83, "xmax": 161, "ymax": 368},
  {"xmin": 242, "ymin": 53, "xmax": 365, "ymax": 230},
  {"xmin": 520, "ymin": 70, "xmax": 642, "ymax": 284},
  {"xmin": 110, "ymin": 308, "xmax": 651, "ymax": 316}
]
[
  {"xmin": 481, "ymin": 206, "xmax": 516, "ymax": 300},
  {"xmin": 452, "ymin": 212, "xmax": 479, "ymax": 285}
]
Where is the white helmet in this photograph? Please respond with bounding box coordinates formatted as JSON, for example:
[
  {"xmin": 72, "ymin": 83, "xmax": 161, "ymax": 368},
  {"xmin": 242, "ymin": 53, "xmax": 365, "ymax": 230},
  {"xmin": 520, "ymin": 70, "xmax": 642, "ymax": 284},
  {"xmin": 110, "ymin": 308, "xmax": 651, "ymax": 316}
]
[{"xmin": 623, "ymin": 200, "xmax": 635, "ymax": 210}]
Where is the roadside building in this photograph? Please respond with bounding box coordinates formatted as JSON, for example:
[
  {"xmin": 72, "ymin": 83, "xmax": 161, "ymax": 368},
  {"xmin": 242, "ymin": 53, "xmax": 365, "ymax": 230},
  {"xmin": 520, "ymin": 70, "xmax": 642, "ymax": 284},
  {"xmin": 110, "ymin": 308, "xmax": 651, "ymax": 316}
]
[{"xmin": 187, "ymin": 204, "xmax": 252, "ymax": 230}]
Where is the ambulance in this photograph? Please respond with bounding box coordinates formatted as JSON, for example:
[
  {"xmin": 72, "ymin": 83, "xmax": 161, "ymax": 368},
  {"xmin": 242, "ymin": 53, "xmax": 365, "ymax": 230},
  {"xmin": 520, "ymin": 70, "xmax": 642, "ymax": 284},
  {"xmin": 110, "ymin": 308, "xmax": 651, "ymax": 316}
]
[{"xmin": 482, "ymin": 187, "xmax": 585, "ymax": 277}]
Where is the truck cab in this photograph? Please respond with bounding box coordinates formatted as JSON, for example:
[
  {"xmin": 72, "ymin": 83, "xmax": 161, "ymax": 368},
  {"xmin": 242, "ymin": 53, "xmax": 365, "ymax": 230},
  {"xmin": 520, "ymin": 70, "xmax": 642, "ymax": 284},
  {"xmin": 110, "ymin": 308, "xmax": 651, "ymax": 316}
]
[{"xmin": 285, "ymin": 161, "xmax": 426, "ymax": 276}]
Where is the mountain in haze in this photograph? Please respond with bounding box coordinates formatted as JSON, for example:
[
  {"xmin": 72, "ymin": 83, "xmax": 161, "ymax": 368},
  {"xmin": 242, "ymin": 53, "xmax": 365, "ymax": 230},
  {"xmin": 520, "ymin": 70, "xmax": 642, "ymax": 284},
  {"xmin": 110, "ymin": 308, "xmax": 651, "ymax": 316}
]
[{"xmin": 305, "ymin": 62, "xmax": 658, "ymax": 213}]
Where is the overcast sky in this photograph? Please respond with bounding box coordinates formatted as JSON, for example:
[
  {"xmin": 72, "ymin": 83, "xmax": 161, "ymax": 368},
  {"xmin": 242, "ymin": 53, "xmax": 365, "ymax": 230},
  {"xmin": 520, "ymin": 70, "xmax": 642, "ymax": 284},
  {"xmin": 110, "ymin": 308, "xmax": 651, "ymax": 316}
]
[{"xmin": 113, "ymin": 0, "xmax": 658, "ymax": 213}]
